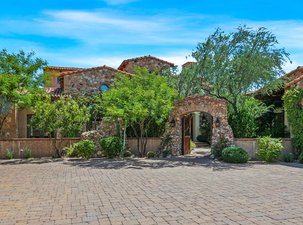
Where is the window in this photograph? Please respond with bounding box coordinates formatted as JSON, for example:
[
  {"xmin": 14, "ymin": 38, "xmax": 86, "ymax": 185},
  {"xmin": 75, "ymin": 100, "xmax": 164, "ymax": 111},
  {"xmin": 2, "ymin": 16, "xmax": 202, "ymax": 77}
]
[{"xmin": 100, "ymin": 84, "xmax": 109, "ymax": 92}]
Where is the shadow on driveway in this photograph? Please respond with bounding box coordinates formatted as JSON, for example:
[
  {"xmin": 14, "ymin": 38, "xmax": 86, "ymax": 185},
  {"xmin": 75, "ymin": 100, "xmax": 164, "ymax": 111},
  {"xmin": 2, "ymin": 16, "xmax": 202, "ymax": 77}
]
[{"xmin": 62, "ymin": 155, "xmax": 257, "ymax": 171}]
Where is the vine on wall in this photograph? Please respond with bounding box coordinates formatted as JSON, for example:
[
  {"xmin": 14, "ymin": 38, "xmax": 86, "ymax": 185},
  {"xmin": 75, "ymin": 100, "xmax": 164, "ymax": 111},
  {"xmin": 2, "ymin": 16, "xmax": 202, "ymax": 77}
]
[{"xmin": 283, "ymin": 89, "xmax": 303, "ymax": 157}]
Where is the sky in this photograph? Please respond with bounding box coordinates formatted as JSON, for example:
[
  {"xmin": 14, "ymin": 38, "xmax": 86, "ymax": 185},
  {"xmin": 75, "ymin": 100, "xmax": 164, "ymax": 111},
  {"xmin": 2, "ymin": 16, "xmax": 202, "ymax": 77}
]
[{"xmin": 0, "ymin": 0, "xmax": 302, "ymax": 72}]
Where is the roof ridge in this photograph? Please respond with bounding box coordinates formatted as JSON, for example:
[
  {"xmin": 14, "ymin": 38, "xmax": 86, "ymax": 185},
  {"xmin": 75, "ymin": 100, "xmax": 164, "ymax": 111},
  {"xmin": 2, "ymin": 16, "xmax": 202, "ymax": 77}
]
[{"xmin": 60, "ymin": 65, "xmax": 133, "ymax": 76}]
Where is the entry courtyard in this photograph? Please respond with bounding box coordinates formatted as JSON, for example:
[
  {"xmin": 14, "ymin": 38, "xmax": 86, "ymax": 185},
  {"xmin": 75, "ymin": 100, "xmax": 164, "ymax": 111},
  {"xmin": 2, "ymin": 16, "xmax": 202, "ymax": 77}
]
[{"xmin": 0, "ymin": 157, "xmax": 303, "ymax": 225}]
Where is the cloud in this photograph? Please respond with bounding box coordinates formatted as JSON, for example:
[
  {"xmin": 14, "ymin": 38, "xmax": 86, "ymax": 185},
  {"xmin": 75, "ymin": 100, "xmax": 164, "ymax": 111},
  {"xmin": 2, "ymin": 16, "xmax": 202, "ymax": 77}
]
[{"xmin": 101, "ymin": 0, "xmax": 139, "ymax": 5}]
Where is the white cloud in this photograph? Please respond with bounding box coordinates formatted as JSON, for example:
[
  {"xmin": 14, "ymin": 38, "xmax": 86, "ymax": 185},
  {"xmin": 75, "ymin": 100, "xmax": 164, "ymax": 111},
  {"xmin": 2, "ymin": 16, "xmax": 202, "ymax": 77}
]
[{"xmin": 101, "ymin": 0, "xmax": 139, "ymax": 5}]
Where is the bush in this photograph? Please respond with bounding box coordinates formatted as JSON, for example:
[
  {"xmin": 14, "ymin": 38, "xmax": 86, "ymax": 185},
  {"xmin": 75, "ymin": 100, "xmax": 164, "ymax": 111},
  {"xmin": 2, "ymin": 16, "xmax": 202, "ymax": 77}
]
[
  {"xmin": 100, "ymin": 136, "xmax": 122, "ymax": 158},
  {"xmin": 162, "ymin": 149, "xmax": 171, "ymax": 158},
  {"xmin": 197, "ymin": 134, "xmax": 207, "ymax": 142},
  {"xmin": 221, "ymin": 146, "xmax": 249, "ymax": 163},
  {"xmin": 257, "ymin": 136, "xmax": 283, "ymax": 162},
  {"xmin": 123, "ymin": 150, "xmax": 132, "ymax": 158},
  {"xmin": 280, "ymin": 152, "xmax": 294, "ymax": 163},
  {"xmin": 190, "ymin": 140, "xmax": 196, "ymax": 151},
  {"xmin": 211, "ymin": 137, "xmax": 230, "ymax": 159},
  {"xmin": 5, "ymin": 149, "xmax": 14, "ymax": 159},
  {"xmin": 298, "ymin": 152, "xmax": 303, "ymax": 164},
  {"xmin": 147, "ymin": 151, "xmax": 155, "ymax": 158},
  {"xmin": 66, "ymin": 140, "xmax": 96, "ymax": 159},
  {"xmin": 23, "ymin": 147, "xmax": 32, "ymax": 159}
]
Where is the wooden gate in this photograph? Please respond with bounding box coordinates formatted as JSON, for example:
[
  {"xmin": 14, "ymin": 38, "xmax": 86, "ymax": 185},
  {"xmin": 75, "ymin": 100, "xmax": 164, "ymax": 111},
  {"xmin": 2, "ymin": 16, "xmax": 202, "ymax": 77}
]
[{"xmin": 182, "ymin": 114, "xmax": 192, "ymax": 155}]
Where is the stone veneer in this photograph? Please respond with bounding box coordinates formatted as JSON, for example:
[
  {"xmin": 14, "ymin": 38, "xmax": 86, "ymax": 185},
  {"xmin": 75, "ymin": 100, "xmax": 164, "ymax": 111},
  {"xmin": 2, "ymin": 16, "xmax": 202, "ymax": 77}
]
[
  {"xmin": 162, "ymin": 95, "xmax": 234, "ymax": 155},
  {"xmin": 118, "ymin": 56, "xmax": 174, "ymax": 74},
  {"xmin": 63, "ymin": 66, "xmax": 129, "ymax": 96}
]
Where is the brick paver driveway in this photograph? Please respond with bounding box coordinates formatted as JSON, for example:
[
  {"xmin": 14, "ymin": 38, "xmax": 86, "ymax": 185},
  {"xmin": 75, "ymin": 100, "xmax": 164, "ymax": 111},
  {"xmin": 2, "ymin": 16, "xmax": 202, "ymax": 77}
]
[{"xmin": 0, "ymin": 157, "xmax": 303, "ymax": 225}]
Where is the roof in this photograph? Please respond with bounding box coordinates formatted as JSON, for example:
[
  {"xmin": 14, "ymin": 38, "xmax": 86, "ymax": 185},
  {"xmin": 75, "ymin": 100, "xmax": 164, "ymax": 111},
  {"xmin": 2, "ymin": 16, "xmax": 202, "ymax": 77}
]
[
  {"xmin": 44, "ymin": 66, "xmax": 83, "ymax": 72},
  {"xmin": 118, "ymin": 55, "xmax": 175, "ymax": 71},
  {"xmin": 60, "ymin": 65, "xmax": 133, "ymax": 76},
  {"xmin": 182, "ymin": 61, "xmax": 195, "ymax": 68},
  {"xmin": 285, "ymin": 74, "xmax": 303, "ymax": 88}
]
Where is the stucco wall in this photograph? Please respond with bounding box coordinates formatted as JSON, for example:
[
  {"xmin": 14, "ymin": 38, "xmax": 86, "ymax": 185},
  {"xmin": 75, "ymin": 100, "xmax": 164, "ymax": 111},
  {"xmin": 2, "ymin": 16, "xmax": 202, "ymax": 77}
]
[
  {"xmin": 235, "ymin": 138, "xmax": 292, "ymax": 159},
  {"xmin": 127, "ymin": 137, "xmax": 161, "ymax": 154},
  {"xmin": 0, "ymin": 138, "xmax": 80, "ymax": 159}
]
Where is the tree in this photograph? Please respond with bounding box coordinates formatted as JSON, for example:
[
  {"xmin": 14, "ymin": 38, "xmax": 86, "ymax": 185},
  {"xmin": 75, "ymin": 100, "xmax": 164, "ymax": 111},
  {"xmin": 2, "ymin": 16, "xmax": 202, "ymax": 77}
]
[
  {"xmin": 102, "ymin": 67, "xmax": 177, "ymax": 157},
  {"xmin": 0, "ymin": 49, "xmax": 47, "ymax": 136},
  {"xmin": 191, "ymin": 25, "xmax": 290, "ymax": 115},
  {"xmin": 31, "ymin": 97, "xmax": 90, "ymax": 157}
]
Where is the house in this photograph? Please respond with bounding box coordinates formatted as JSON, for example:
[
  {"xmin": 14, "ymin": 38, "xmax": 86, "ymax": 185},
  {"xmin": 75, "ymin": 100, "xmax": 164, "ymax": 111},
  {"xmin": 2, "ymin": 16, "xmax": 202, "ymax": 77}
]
[{"xmin": 1, "ymin": 56, "xmax": 175, "ymax": 138}]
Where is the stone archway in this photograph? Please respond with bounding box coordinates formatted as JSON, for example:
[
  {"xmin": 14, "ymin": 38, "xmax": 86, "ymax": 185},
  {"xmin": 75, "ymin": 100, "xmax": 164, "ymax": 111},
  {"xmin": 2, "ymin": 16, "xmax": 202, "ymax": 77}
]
[{"xmin": 162, "ymin": 95, "xmax": 234, "ymax": 155}]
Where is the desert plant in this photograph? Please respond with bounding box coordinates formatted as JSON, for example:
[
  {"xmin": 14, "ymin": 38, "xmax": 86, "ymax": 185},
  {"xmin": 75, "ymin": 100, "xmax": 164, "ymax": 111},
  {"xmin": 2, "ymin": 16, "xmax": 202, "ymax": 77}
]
[
  {"xmin": 257, "ymin": 136, "xmax": 283, "ymax": 162},
  {"xmin": 5, "ymin": 149, "xmax": 14, "ymax": 159},
  {"xmin": 23, "ymin": 147, "xmax": 32, "ymax": 159},
  {"xmin": 100, "ymin": 136, "xmax": 123, "ymax": 158},
  {"xmin": 147, "ymin": 151, "xmax": 155, "ymax": 158},
  {"xmin": 221, "ymin": 146, "xmax": 249, "ymax": 163},
  {"xmin": 298, "ymin": 152, "xmax": 303, "ymax": 164},
  {"xmin": 280, "ymin": 152, "xmax": 294, "ymax": 163},
  {"xmin": 211, "ymin": 137, "xmax": 231, "ymax": 159},
  {"xmin": 66, "ymin": 140, "xmax": 95, "ymax": 159}
]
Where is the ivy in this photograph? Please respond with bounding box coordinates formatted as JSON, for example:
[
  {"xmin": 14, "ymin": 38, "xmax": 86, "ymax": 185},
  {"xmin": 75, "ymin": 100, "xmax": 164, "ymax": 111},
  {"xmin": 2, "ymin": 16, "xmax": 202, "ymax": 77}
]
[{"xmin": 283, "ymin": 89, "xmax": 303, "ymax": 157}]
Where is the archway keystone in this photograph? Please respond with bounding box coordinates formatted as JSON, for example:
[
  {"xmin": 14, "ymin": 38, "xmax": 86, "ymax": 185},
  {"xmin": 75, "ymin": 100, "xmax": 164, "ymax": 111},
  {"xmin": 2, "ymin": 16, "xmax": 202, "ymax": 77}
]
[{"xmin": 162, "ymin": 95, "xmax": 234, "ymax": 155}]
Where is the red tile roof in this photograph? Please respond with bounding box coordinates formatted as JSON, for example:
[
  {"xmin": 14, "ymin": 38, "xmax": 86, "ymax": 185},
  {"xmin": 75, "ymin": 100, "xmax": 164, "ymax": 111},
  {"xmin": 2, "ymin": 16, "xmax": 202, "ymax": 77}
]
[
  {"xmin": 118, "ymin": 55, "xmax": 175, "ymax": 71},
  {"xmin": 182, "ymin": 61, "xmax": 195, "ymax": 68},
  {"xmin": 60, "ymin": 65, "xmax": 133, "ymax": 76}
]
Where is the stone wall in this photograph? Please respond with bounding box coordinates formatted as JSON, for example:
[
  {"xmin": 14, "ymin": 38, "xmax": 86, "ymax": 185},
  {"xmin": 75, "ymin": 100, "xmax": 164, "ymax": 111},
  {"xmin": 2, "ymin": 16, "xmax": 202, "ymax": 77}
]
[
  {"xmin": 162, "ymin": 95, "xmax": 234, "ymax": 155},
  {"xmin": 63, "ymin": 66, "xmax": 129, "ymax": 95},
  {"xmin": 118, "ymin": 56, "xmax": 174, "ymax": 74}
]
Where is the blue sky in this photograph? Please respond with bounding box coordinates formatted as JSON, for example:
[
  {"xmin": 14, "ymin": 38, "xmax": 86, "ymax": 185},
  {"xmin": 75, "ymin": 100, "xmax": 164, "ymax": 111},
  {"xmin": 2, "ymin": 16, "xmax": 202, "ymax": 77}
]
[{"xmin": 0, "ymin": 0, "xmax": 302, "ymax": 71}]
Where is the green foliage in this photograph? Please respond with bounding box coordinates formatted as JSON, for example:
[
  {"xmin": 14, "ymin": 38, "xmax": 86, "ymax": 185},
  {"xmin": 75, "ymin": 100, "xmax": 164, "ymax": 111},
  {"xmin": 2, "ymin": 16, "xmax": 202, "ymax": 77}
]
[
  {"xmin": 196, "ymin": 135, "xmax": 206, "ymax": 142},
  {"xmin": 298, "ymin": 152, "xmax": 303, "ymax": 164},
  {"xmin": 147, "ymin": 151, "xmax": 155, "ymax": 158},
  {"xmin": 66, "ymin": 140, "xmax": 95, "ymax": 159},
  {"xmin": 5, "ymin": 149, "xmax": 14, "ymax": 159},
  {"xmin": 189, "ymin": 26, "xmax": 289, "ymax": 133},
  {"xmin": 123, "ymin": 150, "xmax": 132, "ymax": 158},
  {"xmin": 229, "ymin": 96, "xmax": 270, "ymax": 138},
  {"xmin": 222, "ymin": 146, "xmax": 249, "ymax": 163},
  {"xmin": 0, "ymin": 49, "xmax": 48, "ymax": 136},
  {"xmin": 280, "ymin": 152, "xmax": 294, "ymax": 163},
  {"xmin": 162, "ymin": 149, "xmax": 171, "ymax": 158},
  {"xmin": 190, "ymin": 140, "xmax": 196, "ymax": 151},
  {"xmin": 23, "ymin": 147, "xmax": 32, "ymax": 159},
  {"xmin": 31, "ymin": 97, "xmax": 90, "ymax": 156},
  {"xmin": 211, "ymin": 137, "xmax": 231, "ymax": 159},
  {"xmin": 100, "ymin": 136, "xmax": 123, "ymax": 158},
  {"xmin": 283, "ymin": 89, "xmax": 303, "ymax": 157},
  {"xmin": 257, "ymin": 136, "xmax": 284, "ymax": 162},
  {"xmin": 102, "ymin": 66, "xmax": 177, "ymax": 157}
]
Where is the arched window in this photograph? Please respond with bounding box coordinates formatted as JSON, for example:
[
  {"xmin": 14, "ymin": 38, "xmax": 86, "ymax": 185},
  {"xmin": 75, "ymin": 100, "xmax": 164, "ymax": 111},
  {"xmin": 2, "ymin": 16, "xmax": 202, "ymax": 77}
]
[{"xmin": 100, "ymin": 84, "xmax": 109, "ymax": 92}]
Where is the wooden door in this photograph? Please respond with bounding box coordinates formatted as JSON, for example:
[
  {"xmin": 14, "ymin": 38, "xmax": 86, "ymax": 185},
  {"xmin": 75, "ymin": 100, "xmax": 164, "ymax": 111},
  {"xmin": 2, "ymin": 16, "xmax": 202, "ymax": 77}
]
[{"xmin": 182, "ymin": 114, "xmax": 192, "ymax": 155}]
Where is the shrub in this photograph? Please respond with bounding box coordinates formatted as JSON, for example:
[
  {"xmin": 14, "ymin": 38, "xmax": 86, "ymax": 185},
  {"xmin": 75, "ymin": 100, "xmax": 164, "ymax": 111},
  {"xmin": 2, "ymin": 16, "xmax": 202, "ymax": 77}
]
[
  {"xmin": 147, "ymin": 151, "xmax": 155, "ymax": 158},
  {"xmin": 298, "ymin": 152, "xmax": 303, "ymax": 164},
  {"xmin": 66, "ymin": 140, "xmax": 96, "ymax": 159},
  {"xmin": 257, "ymin": 136, "xmax": 283, "ymax": 162},
  {"xmin": 221, "ymin": 146, "xmax": 249, "ymax": 163},
  {"xmin": 23, "ymin": 147, "xmax": 32, "ymax": 159},
  {"xmin": 190, "ymin": 140, "xmax": 196, "ymax": 151},
  {"xmin": 280, "ymin": 152, "xmax": 294, "ymax": 163},
  {"xmin": 123, "ymin": 150, "xmax": 132, "ymax": 158},
  {"xmin": 5, "ymin": 149, "xmax": 14, "ymax": 159},
  {"xmin": 100, "ymin": 136, "xmax": 122, "ymax": 158},
  {"xmin": 211, "ymin": 137, "xmax": 231, "ymax": 159},
  {"xmin": 162, "ymin": 149, "xmax": 171, "ymax": 158},
  {"xmin": 197, "ymin": 134, "xmax": 207, "ymax": 142}
]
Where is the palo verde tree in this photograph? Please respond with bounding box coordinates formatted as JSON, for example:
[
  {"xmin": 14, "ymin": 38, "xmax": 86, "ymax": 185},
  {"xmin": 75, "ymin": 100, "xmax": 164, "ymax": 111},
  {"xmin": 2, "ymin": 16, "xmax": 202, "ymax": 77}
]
[
  {"xmin": 31, "ymin": 97, "xmax": 90, "ymax": 157},
  {"xmin": 102, "ymin": 67, "xmax": 177, "ymax": 157},
  {"xmin": 0, "ymin": 49, "xmax": 47, "ymax": 137},
  {"xmin": 187, "ymin": 25, "xmax": 290, "ymax": 137}
]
